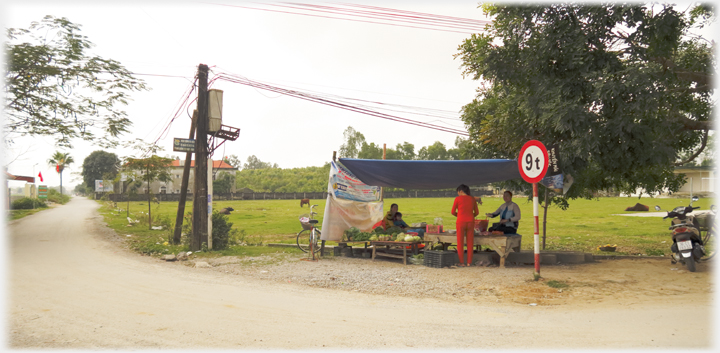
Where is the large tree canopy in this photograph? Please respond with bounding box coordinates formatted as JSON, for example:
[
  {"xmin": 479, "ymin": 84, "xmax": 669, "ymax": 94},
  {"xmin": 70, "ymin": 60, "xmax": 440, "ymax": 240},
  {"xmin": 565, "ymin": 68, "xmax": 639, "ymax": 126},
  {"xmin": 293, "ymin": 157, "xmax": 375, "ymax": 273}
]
[
  {"xmin": 81, "ymin": 150, "xmax": 120, "ymax": 189},
  {"xmin": 5, "ymin": 16, "xmax": 148, "ymax": 148},
  {"xmin": 456, "ymin": 3, "xmax": 715, "ymax": 197}
]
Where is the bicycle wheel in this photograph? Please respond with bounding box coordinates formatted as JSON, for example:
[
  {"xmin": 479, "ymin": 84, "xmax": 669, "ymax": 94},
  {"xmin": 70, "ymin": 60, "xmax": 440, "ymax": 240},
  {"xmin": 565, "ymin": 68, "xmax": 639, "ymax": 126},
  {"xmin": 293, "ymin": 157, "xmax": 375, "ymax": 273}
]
[
  {"xmin": 296, "ymin": 229, "xmax": 322, "ymax": 253},
  {"xmin": 702, "ymin": 221, "xmax": 716, "ymax": 260}
]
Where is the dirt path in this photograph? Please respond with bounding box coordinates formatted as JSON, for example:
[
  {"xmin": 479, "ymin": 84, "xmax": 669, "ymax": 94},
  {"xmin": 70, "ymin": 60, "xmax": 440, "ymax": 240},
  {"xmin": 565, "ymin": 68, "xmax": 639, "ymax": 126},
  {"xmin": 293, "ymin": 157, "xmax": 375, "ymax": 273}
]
[{"xmin": 7, "ymin": 197, "xmax": 715, "ymax": 349}]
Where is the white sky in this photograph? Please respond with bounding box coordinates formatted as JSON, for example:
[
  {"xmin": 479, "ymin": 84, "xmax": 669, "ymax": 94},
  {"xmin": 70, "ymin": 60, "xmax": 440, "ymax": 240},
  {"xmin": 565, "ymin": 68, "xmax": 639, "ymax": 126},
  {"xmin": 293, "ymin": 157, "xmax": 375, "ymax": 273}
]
[
  {"xmin": 2, "ymin": 1, "xmax": 716, "ymax": 191},
  {"xmin": 2, "ymin": 1, "xmax": 487, "ymax": 190}
]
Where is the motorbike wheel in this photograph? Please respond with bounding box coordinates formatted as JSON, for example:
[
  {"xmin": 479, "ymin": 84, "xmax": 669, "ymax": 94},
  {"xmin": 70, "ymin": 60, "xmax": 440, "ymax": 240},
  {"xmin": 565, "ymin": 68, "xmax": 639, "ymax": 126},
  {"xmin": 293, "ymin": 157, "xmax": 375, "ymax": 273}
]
[{"xmin": 685, "ymin": 256, "xmax": 697, "ymax": 272}]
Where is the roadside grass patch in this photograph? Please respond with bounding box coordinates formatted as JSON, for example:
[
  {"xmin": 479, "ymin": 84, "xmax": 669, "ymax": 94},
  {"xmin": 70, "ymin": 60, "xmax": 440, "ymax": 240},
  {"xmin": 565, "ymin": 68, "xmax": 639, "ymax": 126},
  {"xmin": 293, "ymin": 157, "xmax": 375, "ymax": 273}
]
[
  {"xmin": 546, "ymin": 280, "xmax": 569, "ymax": 289},
  {"xmin": 8, "ymin": 208, "xmax": 46, "ymax": 221}
]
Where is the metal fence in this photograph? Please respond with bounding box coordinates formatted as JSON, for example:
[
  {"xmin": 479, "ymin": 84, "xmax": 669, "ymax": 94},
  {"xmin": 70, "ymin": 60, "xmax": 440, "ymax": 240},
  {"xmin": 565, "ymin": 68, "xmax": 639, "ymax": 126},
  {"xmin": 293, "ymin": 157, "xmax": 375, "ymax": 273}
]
[{"xmin": 102, "ymin": 188, "xmax": 495, "ymax": 202}]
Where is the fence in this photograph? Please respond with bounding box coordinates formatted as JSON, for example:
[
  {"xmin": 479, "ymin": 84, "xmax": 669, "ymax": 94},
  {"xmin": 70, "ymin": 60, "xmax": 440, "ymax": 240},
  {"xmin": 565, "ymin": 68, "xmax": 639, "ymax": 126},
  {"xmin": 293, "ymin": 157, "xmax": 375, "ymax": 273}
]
[{"xmin": 102, "ymin": 188, "xmax": 495, "ymax": 202}]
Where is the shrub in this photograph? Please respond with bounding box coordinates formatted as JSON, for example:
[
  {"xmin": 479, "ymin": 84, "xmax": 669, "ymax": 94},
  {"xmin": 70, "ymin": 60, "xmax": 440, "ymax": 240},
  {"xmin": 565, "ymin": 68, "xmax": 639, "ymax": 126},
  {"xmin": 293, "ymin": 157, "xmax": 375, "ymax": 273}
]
[
  {"xmin": 47, "ymin": 189, "xmax": 70, "ymax": 204},
  {"xmin": 211, "ymin": 211, "xmax": 238, "ymax": 250},
  {"xmin": 180, "ymin": 211, "xmax": 240, "ymax": 250},
  {"xmin": 11, "ymin": 197, "xmax": 48, "ymax": 210}
]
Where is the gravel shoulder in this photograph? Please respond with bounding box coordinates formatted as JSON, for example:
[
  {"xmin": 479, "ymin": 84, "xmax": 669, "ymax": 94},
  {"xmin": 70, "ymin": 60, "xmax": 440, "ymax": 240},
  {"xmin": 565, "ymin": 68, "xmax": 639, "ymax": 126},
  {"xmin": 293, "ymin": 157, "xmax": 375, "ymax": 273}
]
[{"xmin": 192, "ymin": 250, "xmax": 713, "ymax": 308}]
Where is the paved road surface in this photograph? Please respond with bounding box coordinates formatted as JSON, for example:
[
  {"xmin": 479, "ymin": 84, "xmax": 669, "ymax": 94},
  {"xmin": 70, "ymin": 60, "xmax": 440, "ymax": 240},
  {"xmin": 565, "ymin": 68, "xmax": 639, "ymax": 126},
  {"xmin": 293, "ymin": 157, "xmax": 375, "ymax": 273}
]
[{"xmin": 7, "ymin": 197, "xmax": 714, "ymax": 349}]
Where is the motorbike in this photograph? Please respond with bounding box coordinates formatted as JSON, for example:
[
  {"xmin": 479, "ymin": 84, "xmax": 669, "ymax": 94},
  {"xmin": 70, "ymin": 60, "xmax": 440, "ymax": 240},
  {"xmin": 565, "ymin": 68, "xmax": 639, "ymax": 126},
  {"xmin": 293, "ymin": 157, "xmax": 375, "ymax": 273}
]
[{"xmin": 654, "ymin": 196, "xmax": 705, "ymax": 272}]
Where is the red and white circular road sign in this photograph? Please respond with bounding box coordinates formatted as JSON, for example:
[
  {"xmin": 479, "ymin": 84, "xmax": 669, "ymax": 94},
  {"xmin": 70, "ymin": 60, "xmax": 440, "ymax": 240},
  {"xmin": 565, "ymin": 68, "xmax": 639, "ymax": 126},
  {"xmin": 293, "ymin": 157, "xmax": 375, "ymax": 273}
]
[{"xmin": 518, "ymin": 140, "xmax": 549, "ymax": 184}]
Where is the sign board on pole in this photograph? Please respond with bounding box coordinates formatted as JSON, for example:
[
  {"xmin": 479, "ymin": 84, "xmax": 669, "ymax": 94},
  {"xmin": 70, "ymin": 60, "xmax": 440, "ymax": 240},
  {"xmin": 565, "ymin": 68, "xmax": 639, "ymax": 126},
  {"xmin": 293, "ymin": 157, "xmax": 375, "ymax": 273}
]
[
  {"xmin": 518, "ymin": 140, "xmax": 549, "ymax": 183},
  {"xmin": 173, "ymin": 138, "xmax": 196, "ymax": 153},
  {"xmin": 518, "ymin": 140, "xmax": 548, "ymax": 281},
  {"xmin": 38, "ymin": 185, "xmax": 48, "ymax": 199}
]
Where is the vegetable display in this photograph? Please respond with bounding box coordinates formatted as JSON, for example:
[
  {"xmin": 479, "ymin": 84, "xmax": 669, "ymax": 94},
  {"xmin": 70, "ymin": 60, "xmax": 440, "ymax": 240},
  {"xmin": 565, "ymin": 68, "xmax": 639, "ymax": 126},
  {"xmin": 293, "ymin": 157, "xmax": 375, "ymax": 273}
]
[{"xmin": 343, "ymin": 226, "xmax": 420, "ymax": 242}]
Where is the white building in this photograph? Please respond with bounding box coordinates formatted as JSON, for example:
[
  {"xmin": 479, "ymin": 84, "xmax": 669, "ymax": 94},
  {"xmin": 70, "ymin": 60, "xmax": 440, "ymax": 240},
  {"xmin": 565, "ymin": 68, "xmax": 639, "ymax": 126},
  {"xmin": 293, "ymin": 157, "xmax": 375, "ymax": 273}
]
[
  {"xmin": 137, "ymin": 159, "xmax": 238, "ymax": 194},
  {"xmin": 673, "ymin": 166, "xmax": 715, "ymax": 195}
]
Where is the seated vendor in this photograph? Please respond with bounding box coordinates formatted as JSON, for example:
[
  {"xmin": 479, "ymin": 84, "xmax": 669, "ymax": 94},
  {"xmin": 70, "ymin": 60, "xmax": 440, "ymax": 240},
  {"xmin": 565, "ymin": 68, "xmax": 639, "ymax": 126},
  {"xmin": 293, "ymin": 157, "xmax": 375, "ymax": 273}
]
[
  {"xmin": 383, "ymin": 203, "xmax": 399, "ymax": 229},
  {"xmin": 394, "ymin": 212, "xmax": 425, "ymax": 239},
  {"xmin": 486, "ymin": 190, "xmax": 521, "ymax": 234}
]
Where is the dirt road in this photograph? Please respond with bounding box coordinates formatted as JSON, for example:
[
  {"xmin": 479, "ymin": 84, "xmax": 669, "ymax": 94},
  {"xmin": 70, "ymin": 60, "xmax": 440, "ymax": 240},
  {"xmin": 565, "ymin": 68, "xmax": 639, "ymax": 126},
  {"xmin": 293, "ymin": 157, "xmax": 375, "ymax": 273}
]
[{"xmin": 7, "ymin": 197, "xmax": 715, "ymax": 349}]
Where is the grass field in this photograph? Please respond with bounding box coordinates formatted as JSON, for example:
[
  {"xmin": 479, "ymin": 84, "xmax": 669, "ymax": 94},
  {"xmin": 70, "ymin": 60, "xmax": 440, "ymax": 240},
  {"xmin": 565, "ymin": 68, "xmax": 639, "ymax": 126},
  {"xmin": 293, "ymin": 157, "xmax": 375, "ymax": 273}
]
[{"xmin": 95, "ymin": 195, "xmax": 715, "ymax": 257}]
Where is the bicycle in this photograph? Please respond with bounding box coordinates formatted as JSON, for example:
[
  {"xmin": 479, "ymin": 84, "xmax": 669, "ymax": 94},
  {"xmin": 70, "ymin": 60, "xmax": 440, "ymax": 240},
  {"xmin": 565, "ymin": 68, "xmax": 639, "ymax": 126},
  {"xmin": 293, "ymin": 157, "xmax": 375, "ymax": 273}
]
[
  {"xmin": 701, "ymin": 204, "xmax": 716, "ymax": 260},
  {"xmin": 297, "ymin": 204, "xmax": 321, "ymax": 256}
]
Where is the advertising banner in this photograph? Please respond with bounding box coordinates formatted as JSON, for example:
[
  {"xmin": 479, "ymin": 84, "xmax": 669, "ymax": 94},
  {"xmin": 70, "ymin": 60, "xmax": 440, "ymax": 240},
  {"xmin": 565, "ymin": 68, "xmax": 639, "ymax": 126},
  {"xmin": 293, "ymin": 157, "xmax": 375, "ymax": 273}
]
[
  {"xmin": 328, "ymin": 161, "xmax": 380, "ymax": 202},
  {"xmin": 95, "ymin": 180, "xmax": 114, "ymax": 192},
  {"xmin": 320, "ymin": 161, "xmax": 383, "ymax": 241}
]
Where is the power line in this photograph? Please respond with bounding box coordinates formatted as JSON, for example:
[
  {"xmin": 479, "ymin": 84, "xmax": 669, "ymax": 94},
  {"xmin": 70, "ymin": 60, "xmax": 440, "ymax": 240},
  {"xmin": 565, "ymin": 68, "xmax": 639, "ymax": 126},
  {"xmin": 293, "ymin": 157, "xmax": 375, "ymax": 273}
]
[
  {"xmin": 208, "ymin": 71, "xmax": 468, "ymax": 136},
  {"xmin": 207, "ymin": 2, "xmax": 489, "ymax": 34}
]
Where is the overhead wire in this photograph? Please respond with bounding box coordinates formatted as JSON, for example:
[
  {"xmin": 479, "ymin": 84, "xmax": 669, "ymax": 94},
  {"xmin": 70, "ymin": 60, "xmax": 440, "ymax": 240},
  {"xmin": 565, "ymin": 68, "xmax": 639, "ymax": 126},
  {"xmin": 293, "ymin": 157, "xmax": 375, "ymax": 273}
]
[
  {"xmin": 142, "ymin": 76, "xmax": 199, "ymax": 157},
  {"xmin": 207, "ymin": 1, "xmax": 489, "ymax": 34},
  {"xmin": 208, "ymin": 71, "xmax": 468, "ymax": 136}
]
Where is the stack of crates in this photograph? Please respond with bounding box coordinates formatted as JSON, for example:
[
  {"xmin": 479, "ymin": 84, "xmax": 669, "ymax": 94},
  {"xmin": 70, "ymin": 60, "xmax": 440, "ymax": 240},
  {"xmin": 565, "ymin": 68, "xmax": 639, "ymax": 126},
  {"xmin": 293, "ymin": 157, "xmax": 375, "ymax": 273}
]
[{"xmin": 423, "ymin": 250, "xmax": 458, "ymax": 268}]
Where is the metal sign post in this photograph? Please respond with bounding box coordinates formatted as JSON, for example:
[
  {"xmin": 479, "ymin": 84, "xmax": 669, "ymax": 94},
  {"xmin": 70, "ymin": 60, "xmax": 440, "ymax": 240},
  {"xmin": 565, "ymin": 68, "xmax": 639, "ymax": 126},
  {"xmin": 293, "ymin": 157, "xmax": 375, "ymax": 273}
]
[{"xmin": 518, "ymin": 140, "xmax": 549, "ymax": 281}]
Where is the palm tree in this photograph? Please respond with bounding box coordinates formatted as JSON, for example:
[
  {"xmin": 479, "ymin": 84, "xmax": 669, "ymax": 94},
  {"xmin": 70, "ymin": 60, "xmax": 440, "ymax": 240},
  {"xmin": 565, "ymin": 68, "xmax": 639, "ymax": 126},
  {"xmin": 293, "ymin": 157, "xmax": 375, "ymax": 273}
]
[{"xmin": 48, "ymin": 151, "xmax": 74, "ymax": 195}]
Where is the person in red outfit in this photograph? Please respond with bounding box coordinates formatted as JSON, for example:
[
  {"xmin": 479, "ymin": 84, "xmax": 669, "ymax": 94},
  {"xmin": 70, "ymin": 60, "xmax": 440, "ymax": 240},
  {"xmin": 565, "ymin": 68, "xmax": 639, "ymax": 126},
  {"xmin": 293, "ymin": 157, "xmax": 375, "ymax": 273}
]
[{"xmin": 451, "ymin": 184, "xmax": 479, "ymax": 267}]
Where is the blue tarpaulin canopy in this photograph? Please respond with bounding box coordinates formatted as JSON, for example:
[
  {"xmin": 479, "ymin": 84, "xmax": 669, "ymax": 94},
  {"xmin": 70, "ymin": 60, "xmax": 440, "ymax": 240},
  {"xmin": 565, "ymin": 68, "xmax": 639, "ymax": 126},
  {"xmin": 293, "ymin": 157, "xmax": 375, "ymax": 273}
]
[{"xmin": 338, "ymin": 158, "xmax": 521, "ymax": 190}]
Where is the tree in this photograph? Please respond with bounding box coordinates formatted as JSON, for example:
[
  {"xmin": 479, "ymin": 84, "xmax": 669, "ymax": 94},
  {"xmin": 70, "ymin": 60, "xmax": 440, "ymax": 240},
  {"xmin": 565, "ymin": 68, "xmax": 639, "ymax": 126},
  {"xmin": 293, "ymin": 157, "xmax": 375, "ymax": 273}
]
[
  {"xmin": 47, "ymin": 151, "xmax": 74, "ymax": 195},
  {"xmin": 456, "ymin": 3, "xmax": 715, "ymax": 197},
  {"xmin": 81, "ymin": 150, "xmax": 120, "ymax": 189},
  {"xmin": 213, "ymin": 171, "xmax": 235, "ymax": 194},
  {"xmin": 338, "ymin": 126, "xmax": 366, "ymax": 158},
  {"xmin": 5, "ymin": 16, "xmax": 148, "ymax": 148},
  {"xmin": 73, "ymin": 183, "xmax": 88, "ymax": 196},
  {"xmin": 123, "ymin": 155, "xmax": 172, "ymax": 230},
  {"xmin": 223, "ymin": 154, "xmax": 242, "ymax": 169},
  {"xmin": 357, "ymin": 142, "xmax": 384, "ymax": 159},
  {"xmin": 417, "ymin": 141, "xmax": 449, "ymax": 160},
  {"xmin": 121, "ymin": 139, "xmax": 172, "ymax": 229},
  {"xmin": 395, "ymin": 142, "xmax": 416, "ymax": 160},
  {"xmin": 243, "ymin": 155, "xmax": 278, "ymax": 170}
]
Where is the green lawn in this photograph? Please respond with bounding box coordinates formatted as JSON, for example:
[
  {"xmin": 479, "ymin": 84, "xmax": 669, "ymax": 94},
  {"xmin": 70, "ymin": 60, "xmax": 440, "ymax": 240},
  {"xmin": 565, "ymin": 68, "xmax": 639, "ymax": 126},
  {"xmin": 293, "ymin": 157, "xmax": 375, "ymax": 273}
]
[{"xmin": 97, "ymin": 195, "xmax": 715, "ymax": 257}]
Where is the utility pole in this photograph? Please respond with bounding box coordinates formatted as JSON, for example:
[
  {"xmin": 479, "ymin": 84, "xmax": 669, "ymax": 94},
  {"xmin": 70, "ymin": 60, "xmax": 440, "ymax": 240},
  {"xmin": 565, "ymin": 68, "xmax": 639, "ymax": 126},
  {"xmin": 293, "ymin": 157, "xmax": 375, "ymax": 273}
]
[
  {"xmin": 173, "ymin": 110, "xmax": 197, "ymax": 244},
  {"xmin": 192, "ymin": 64, "xmax": 209, "ymax": 251}
]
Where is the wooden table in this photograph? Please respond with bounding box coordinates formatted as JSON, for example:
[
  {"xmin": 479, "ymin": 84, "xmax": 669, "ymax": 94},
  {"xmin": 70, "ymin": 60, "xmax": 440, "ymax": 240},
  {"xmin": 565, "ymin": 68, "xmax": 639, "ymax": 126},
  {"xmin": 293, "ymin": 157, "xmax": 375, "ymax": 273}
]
[
  {"xmin": 370, "ymin": 241, "xmax": 420, "ymax": 265},
  {"xmin": 423, "ymin": 233, "xmax": 522, "ymax": 268}
]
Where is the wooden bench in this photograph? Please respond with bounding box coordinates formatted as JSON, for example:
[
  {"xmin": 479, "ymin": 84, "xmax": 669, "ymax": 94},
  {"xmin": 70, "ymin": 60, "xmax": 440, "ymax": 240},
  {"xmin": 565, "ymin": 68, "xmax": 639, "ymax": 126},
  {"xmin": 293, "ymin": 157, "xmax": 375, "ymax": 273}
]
[
  {"xmin": 423, "ymin": 233, "xmax": 522, "ymax": 268},
  {"xmin": 370, "ymin": 241, "xmax": 420, "ymax": 265}
]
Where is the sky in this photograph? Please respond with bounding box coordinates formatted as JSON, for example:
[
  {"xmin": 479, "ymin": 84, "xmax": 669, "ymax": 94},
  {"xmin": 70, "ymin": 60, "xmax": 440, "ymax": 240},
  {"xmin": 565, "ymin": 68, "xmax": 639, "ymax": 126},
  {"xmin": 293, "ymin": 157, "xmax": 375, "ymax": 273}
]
[{"xmin": 2, "ymin": 0, "xmax": 491, "ymax": 191}]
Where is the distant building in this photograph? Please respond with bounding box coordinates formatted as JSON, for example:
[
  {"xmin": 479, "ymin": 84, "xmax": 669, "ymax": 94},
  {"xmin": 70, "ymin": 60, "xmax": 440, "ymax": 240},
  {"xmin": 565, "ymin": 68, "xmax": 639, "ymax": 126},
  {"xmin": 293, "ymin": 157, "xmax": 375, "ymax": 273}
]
[
  {"xmin": 137, "ymin": 159, "xmax": 238, "ymax": 194},
  {"xmin": 673, "ymin": 166, "xmax": 715, "ymax": 195}
]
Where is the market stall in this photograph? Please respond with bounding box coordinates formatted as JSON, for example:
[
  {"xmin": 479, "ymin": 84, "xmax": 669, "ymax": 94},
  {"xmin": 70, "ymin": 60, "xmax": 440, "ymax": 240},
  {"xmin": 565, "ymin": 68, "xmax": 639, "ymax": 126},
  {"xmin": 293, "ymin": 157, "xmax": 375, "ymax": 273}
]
[{"xmin": 321, "ymin": 158, "xmax": 524, "ymax": 264}]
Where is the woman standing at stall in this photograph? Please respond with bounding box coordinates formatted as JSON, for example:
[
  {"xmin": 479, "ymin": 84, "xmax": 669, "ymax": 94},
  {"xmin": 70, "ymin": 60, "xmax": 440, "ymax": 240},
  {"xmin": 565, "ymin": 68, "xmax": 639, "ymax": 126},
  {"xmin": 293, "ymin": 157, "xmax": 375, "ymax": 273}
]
[{"xmin": 451, "ymin": 184, "xmax": 479, "ymax": 267}]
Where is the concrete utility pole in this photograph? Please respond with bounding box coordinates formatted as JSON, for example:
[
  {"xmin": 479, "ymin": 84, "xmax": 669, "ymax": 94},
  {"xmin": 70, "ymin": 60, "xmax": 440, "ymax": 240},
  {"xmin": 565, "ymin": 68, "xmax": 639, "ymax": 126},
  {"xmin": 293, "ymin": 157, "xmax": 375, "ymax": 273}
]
[
  {"xmin": 173, "ymin": 110, "xmax": 197, "ymax": 244},
  {"xmin": 192, "ymin": 64, "xmax": 209, "ymax": 251}
]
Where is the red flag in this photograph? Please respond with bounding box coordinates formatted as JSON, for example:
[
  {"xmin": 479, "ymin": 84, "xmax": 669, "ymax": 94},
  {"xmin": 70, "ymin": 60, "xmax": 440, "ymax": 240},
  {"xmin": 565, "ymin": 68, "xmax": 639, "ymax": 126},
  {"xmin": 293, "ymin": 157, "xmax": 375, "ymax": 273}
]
[
  {"xmin": 56, "ymin": 164, "xmax": 60, "ymax": 173},
  {"xmin": 38, "ymin": 172, "xmax": 43, "ymax": 182}
]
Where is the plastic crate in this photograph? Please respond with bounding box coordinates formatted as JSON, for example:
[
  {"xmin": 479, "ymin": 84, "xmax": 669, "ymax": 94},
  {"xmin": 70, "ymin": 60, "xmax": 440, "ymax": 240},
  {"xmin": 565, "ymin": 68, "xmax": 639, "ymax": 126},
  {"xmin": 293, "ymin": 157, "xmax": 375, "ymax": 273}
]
[{"xmin": 423, "ymin": 250, "xmax": 458, "ymax": 268}]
